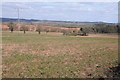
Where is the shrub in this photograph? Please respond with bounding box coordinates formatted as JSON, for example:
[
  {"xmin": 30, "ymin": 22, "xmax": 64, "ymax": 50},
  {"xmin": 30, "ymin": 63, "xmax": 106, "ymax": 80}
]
[
  {"xmin": 67, "ymin": 33, "xmax": 78, "ymax": 36},
  {"xmin": 80, "ymin": 32, "xmax": 88, "ymax": 36}
]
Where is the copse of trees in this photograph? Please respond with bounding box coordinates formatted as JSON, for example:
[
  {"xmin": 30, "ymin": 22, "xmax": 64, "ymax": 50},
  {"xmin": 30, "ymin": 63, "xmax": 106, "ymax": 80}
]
[
  {"xmin": 94, "ymin": 24, "xmax": 119, "ymax": 33},
  {"xmin": 79, "ymin": 24, "xmax": 120, "ymax": 34},
  {"xmin": 7, "ymin": 22, "xmax": 16, "ymax": 33}
]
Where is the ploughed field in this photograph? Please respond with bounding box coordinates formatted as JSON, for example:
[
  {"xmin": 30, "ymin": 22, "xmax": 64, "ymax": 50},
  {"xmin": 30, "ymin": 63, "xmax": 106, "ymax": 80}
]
[{"xmin": 2, "ymin": 31, "xmax": 118, "ymax": 78}]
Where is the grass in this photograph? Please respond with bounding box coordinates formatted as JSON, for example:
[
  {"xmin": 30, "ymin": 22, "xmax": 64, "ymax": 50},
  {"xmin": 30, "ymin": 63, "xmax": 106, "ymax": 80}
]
[{"xmin": 2, "ymin": 31, "xmax": 118, "ymax": 78}]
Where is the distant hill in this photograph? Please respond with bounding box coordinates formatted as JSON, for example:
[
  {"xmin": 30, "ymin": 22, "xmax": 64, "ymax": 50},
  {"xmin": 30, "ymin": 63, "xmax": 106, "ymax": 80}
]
[
  {"xmin": 1, "ymin": 18, "xmax": 113, "ymax": 28},
  {"xmin": 0, "ymin": 18, "xmax": 39, "ymax": 24}
]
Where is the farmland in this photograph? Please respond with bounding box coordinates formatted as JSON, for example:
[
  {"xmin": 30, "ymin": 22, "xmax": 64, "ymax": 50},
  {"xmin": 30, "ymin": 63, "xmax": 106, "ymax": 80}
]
[{"xmin": 2, "ymin": 31, "xmax": 118, "ymax": 78}]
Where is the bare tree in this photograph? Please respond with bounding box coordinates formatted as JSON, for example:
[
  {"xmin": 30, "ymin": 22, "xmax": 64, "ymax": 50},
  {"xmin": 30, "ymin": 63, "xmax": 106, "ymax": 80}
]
[
  {"xmin": 7, "ymin": 22, "xmax": 16, "ymax": 33},
  {"xmin": 46, "ymin": 29, "xmax": 49, "ymax": 34},
  {"xmin": 36, "ymin": 27, "xmax": 41, "ymax": 34},
  {"xmin": 20, "ymin": 26, "xmax": 28, "ymax": 34}
]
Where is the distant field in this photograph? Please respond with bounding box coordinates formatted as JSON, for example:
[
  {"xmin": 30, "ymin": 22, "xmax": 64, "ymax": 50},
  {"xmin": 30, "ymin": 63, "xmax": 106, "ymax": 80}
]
[{"xmin": 2, "ymin": 31, "xmax": 118, "ymax": 78}]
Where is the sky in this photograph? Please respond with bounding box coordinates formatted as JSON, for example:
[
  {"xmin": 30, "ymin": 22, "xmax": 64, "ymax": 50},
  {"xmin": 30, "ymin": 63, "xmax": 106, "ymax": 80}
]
[{"xmin": 1, "ymin": 2, "xmax": 118, "ymax": 23}]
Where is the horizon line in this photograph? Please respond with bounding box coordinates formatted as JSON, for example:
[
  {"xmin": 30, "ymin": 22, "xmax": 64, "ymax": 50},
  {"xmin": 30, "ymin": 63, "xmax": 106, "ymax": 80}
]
[{"xmin": 1, "ymin": 17, "xmax": 118, "ymax": 23}]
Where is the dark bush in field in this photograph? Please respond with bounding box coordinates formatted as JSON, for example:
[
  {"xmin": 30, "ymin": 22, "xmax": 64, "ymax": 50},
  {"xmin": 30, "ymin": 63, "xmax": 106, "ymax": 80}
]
[
  {"xmin": 78, "ymin": 32, "xmax": 88, "ymax": 36},
  {"xmin": 80, "ymin": 27, "xmax": 88, "ymax": 36},
  {"xmin": 62, "ymin": 29, "xmax": 88, "ymax": 36},
  {"xmin": 66, "ymin": 32, "xmax": 78, "ymax": 36}
]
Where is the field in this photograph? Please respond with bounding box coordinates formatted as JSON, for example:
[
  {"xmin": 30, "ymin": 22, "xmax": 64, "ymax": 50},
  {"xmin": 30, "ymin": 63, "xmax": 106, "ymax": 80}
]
[{"xmin": 2, "ymin": 31, "xmax": 118, "ymax": 78}]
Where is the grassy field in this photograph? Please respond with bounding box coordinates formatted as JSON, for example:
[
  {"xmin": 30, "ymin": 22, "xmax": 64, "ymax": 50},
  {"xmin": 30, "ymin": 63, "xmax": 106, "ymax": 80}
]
[{"xmin": 2, "ymin": 31, "xmax": 118, "ymax": 78}]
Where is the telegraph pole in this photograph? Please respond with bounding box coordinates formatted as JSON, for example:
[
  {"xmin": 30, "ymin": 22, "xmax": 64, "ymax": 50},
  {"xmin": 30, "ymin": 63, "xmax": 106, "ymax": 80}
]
[{"xmin": 17, "ymin": 8, "xmax": 20, "ymax": 31}]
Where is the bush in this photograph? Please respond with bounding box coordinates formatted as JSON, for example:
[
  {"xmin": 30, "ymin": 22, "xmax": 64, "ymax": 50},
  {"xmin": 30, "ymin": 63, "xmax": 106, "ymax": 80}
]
[
  {"xmin": 66, "ymin": 33, "xmax": 78, "ymax": 36},
  {"xmin": 77, "ymin": 32, "xmax": 88, "ymax": 36},
  {"xmin": 80, "ymin": 32, "xmax": 88, "ymax": 36}
]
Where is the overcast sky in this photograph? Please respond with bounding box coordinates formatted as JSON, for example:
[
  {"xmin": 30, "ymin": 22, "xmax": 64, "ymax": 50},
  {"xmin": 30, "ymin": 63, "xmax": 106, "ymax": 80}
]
[{"xmin": 1, "ymin": 2, "xmax": 118, "ymax": 23}]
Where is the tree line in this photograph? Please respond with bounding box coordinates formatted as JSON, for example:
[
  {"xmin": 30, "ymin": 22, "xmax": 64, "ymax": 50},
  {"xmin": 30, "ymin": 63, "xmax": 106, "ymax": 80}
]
[{"xmin": 6, "ymin": 22, "xmax": 120, "ymax": 35}]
